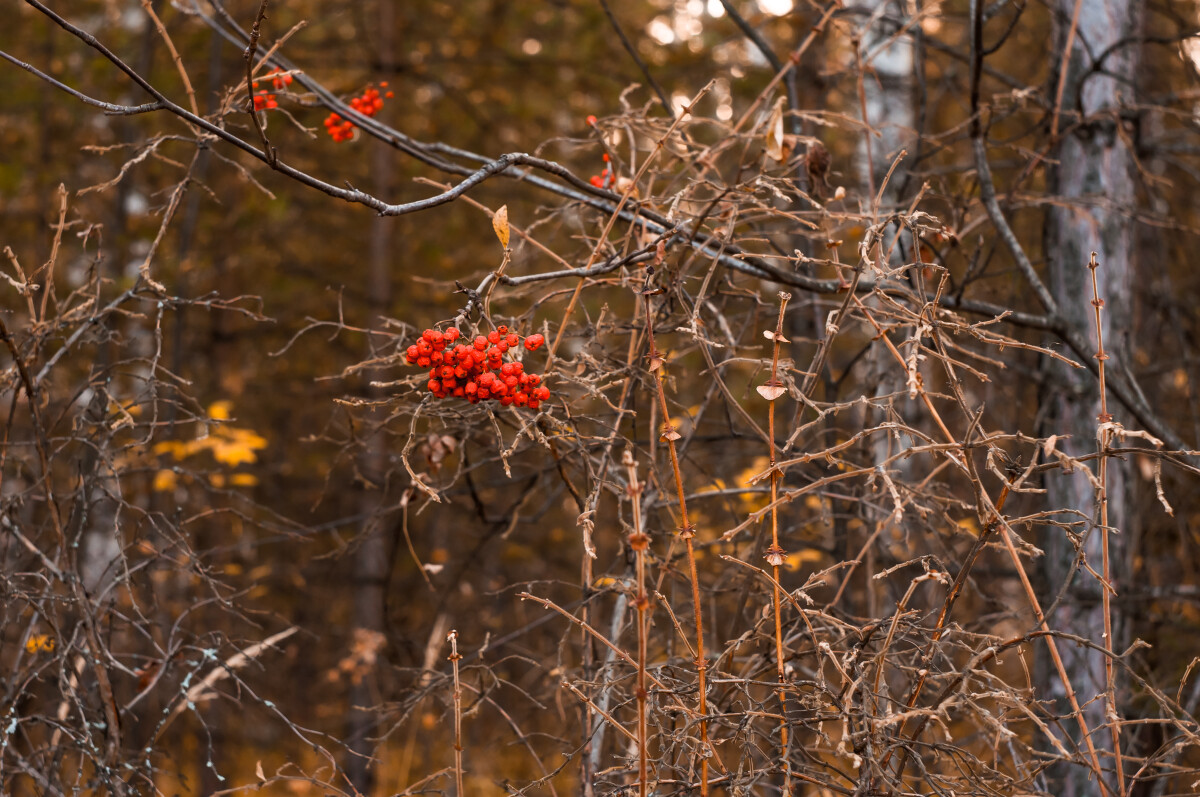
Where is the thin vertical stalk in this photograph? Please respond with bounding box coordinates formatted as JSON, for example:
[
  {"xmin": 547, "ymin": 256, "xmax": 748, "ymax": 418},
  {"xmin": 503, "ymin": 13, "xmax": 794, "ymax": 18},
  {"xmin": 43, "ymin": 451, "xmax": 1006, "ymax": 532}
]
[
  {"xmin": 624, "ymin": 449, "xmax": 651, "ymax": 797},
  {"xmin": 1087, "ymin": 251, "xmax": 1125, "ymax": 796},
  {"xmin": 447, "ymin": 630, "xmax": 464, "ymax": 797},
  {"xmin": 760, "ymin": 292, "xmax": 792, "ymax": 789},
  {"xmin": 644, "ymin": 292, "xmax": 709, "ymax": 796}
]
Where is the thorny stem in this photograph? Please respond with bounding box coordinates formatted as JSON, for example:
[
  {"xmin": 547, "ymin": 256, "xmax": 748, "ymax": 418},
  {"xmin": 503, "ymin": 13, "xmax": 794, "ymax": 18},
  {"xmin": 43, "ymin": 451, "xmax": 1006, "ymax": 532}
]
[
  {"xmin": 1088, "ymin": 251, "xmax": 1125, "ymax": 796},
  {"xmin": 762, "ymin": 292, "xmax": 792, "ymax": 791},
  {"xmin": 624, "ymin": 449, "xmax": 650, "ymax": 797},
  {"xmin": 644, "ymin": 291, "xmax": 710, "ymax": 795},
  {"xmin": 447, "ymin": 630, "xmax": 465, "ymax": 797}
]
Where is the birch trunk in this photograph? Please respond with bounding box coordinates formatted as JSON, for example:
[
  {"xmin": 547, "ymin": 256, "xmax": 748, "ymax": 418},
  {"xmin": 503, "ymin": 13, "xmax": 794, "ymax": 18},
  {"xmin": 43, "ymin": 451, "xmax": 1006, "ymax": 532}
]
[{"xmin": 1041, "ymin": 1, "xmax": 1140, "ymax": 793}]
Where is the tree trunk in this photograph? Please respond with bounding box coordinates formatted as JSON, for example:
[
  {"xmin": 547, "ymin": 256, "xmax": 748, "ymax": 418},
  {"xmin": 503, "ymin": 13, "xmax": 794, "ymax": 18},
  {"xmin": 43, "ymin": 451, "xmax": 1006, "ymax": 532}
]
[
  {"xmin": 346, "ymin": 4, "xmax": 396, "ymax": 793},
  {"xmin": 1041, "ymin": 1, "xmax": 1140, "ymax": 794}
]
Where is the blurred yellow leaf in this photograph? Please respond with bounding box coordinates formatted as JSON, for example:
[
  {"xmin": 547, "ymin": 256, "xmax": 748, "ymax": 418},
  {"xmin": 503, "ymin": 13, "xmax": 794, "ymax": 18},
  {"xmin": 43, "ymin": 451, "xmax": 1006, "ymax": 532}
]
[
  {"xmin": 153, "ymin": 469, "xmax": 177, "ymax": 492},
  {"xmin": 209, "ymin": 400, "xmax": 234, "ymax": 420},
  {"xmin": 231, "ymin": 473, "xmax": 259, "ymax": 487},
  {"xmin": 955, "ymin": 517, "xmax": 981, "ymax": 537},
  {"xmin": 211, "ymin": 429, "xmax": 267, "ymax": 466},
  {"xmin": 25, "ymin": 634, "xmax": 55, "ymax": 653},
  {"xmin": 784, "ymin": 549, "xmax": 823, "ymax": 572}
]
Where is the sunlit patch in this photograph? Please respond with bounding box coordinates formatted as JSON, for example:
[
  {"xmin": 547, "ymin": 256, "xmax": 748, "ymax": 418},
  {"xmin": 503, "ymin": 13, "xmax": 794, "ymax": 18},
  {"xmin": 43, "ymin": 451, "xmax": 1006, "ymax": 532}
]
[{"xmin": 758, "ymin": 0, "xmax": 793, "ymax": 15}]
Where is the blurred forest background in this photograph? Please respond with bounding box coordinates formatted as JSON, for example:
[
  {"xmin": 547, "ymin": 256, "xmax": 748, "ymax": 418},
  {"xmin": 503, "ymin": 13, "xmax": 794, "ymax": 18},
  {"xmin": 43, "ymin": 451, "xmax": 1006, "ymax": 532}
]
[{"xmin": 3, "ymin": 1, "xmax": 1200, "ymax": 796}]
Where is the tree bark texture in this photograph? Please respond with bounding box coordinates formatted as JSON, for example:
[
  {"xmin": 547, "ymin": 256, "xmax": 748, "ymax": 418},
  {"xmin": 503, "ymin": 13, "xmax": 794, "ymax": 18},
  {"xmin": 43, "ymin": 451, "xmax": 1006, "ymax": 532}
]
[{"xmin": 1042, "ymin": 1, "xmax": 1140, "ymax": 794}]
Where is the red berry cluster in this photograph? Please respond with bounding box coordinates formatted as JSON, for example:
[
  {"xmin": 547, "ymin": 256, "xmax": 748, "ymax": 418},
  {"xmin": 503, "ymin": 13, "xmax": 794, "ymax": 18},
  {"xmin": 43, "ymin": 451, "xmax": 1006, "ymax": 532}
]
[
  {"xmin": 406, "ymin": 327, "xmax": 550, "ymax": 408},
  {"xmin": 251, "ymin": 68, "xmax": 292, "ymax": 111},
  {"xmin": 323, "ymin": 83, "xmax": 395, "ymax": 143},
  {"xmin": 589, "ymin": 152, "xmax": 612, "ymax": 189}
]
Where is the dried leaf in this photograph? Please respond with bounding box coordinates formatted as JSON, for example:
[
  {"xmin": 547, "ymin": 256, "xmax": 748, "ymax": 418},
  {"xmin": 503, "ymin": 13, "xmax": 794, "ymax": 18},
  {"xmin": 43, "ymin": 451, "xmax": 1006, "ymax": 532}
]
[
  {"xmin": 757, "ymin": 383, "xmax": 787, "ymax": 401},
  {"xmin": 492, "ymin": 204, "xmax": 510, "ymax": 248},
  {"xmin": 763, "ymin": 330, "xmax": 788, "ymax": 343},
  {"xmin": 765, "ymin": 98, "xmax": 785, "ymax": 162},
  {"xmin": 255, "ymin": 761, "xmax": 265, "ymax": 781}
]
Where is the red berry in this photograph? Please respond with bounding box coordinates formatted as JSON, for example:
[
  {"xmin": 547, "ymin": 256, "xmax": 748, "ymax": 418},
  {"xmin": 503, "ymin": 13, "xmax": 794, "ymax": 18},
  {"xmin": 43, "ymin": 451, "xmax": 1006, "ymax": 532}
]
[
  {"xmin": 506, "ymin": 333, "xmax": 519, "ymax": 348},
  {"xmin": 445, "ymin": 328, "xmax": 460, "ymax": 342},
  {"xmin": 406, "ymin": 345, "xmax": 419, "ymax": 363},
  {"xmin": 528, "ymin": 399, "xmax": 540, "ymax": 410},
  {"xmin": 524, "ymin": 334, "xmax": 545, "ymax": 351},
  {"xmin": 487, "ymin": 330, "xmax": 501, "ymax": 345},
  {"xmin": 514, "ymin": 392, "xmax": 529, "ymax": 407},
  {"xmin": 428, "ymin": 379, "xmax": 441, "ymax": 392},
  {"xmin": 474, "ymin": 336, "xmax": 488, "ymax": 351}
]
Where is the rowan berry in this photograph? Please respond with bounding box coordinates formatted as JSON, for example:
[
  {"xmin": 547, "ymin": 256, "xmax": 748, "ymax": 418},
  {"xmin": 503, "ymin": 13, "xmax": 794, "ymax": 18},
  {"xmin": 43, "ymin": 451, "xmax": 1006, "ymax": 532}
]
[
  {"xmin": 474, "ymin": 336, "xmax": 488, "ymax": 351},
  {"xmin": 524, "ymin": 334, "xmax": 545, "ymax": 351},
  {"xmin": 487, "ymin": 330, "xmax": 501, "ymax": 345},
  {"xmin": 505, "ymin": 333, "xmax": 519, "ymax": 348}
]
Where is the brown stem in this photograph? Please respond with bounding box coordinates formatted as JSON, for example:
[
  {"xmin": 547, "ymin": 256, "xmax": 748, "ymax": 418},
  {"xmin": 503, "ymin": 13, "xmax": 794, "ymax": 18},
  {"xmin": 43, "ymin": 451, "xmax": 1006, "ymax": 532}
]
[
  {"xmin": 447, "ymin": 630, "xmax": 465, "ymax": 797},
  {"xmin": 644, "ymin": 292, "xmax": 710, "ymax": 795},
  {"xmin": 1088, "ymin": 251, "xmax": 1125, "ymax": 796},
  {"xmin": 624, "ymin": 450, "xmax": 650, "ymax": 797},
  {"xmin": 763, "ymin": 292, "xmax": 792, "ymax": 789}
]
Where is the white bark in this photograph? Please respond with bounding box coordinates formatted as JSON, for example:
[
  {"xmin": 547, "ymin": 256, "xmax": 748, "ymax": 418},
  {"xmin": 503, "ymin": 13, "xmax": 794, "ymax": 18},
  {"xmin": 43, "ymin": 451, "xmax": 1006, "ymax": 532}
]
[{"xmin": 1042, "ymin": 1, "xmax": 1140, "ymax": 794}]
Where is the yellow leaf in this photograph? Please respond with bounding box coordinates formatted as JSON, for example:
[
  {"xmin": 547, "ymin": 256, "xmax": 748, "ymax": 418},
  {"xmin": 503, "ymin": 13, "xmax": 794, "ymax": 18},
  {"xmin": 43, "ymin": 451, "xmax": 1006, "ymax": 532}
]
[
  {"xmin": 211, "ymin": 429, "xmax": 267, "ymax": 466},
  {"xmin": 153, "ymin": 469, "xmax": 177, "ymax": 492},
  {"xmin": 784, "ymin": 549, "xmax": 823, "ymax": 572},
  {"xmin": 209, "ymin": 400, "xmax": 234, "ymax": 420},
  {"xmin": 492, "ymin": 204, "xmax": 510, "ymax": 248},
  {"xmin": 231, "ymin": 473, "xmax": 259, "ymax": 487},
  {"xmin": 25, "ymin": 634, "xmax": 55, "ymax": 653},
  {"xmin": 955, "ymin": 517, "xmax": 981, "ymax": 537}
]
